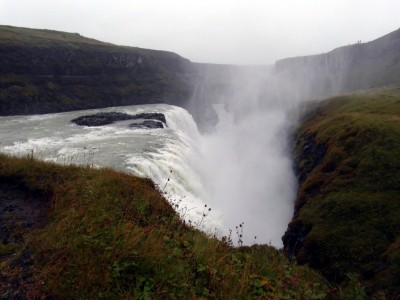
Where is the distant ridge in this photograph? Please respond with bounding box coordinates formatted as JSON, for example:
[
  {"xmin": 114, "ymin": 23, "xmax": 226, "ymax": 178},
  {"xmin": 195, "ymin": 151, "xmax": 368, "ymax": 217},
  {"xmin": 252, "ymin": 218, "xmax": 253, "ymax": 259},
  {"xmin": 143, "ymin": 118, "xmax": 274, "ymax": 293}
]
[
  {"xmin": 1, "ymin": 24, "xmax": 400, "ymax": 119},
  {"xmin": 275, "ymin": 27, "xmax": 400, "ymax": 98},
  {"xmin": 0, "ymin": 25, "xmax": 195, "ymax": 116}
]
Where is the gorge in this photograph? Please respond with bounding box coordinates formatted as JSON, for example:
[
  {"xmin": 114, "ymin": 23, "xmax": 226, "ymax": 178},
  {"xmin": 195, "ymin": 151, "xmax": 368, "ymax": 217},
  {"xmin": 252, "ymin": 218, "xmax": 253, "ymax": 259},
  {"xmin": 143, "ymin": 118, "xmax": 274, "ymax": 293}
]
[{"xmin": 1, "ymin": 24, "xmax": 400, "ymax": 298}]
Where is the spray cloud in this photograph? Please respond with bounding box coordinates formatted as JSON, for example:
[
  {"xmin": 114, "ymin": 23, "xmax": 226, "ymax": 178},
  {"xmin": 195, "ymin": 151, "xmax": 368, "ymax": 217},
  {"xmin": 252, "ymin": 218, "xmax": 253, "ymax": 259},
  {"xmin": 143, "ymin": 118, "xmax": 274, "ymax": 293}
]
[{"xmin": 188, "ymin": 65, "xmax": 308, "ymax": 247}]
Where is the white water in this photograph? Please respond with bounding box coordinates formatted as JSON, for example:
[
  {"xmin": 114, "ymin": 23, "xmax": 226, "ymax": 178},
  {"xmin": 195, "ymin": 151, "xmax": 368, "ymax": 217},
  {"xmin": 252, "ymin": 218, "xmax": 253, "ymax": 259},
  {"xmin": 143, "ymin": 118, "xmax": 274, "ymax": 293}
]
[
  {"xmin": 197, "ymin": 104, "xmax": 296, "ymax": 246},
  {"xmin": 0, "ymin": 101, "xmax": 297, "ymax": 247},
  {"xmin": 0, "ymin": 104, "xmax": 222, "ymax": 232}
]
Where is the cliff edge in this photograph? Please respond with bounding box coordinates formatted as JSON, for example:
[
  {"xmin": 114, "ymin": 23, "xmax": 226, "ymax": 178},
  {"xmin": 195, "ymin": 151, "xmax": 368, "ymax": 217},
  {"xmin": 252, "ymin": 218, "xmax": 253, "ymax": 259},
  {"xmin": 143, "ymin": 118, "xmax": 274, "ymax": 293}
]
[
  {"xmin": 0, "ymin": 25, "xmax": 195, "ymax": 115},
  {"xmin": 275, "ymin": 28, "xmax": 400, "ymax": 99},
  {"xmin": 283, "ymin": 85, "xmax": 400, "ymax": 298}
]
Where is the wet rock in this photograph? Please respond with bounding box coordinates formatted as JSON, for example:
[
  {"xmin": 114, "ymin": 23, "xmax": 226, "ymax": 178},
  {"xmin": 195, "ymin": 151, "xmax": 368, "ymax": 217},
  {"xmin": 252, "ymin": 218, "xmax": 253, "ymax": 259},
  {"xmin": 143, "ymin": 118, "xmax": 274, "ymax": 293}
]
[
  {"xmin": 71, "ymin": 112, "xmax": 134, "ymax": 126},
  {"xmin": 131, "ymin": 113, "xmax": 166, "ymax": 124},
  {"xmin": 129, "ymin": 120, "xmax": 164, "ymax": 129},
  {"xmin": 283, "ymin": 132, "xmax": 326, "ymax": 265},
  {"xmin": 282, "ymin": 220, "xmax": 312, "ymax": 258},
  {"xmin": 71, "ymin": 112, "xmax": 167, "ymax": 127}
]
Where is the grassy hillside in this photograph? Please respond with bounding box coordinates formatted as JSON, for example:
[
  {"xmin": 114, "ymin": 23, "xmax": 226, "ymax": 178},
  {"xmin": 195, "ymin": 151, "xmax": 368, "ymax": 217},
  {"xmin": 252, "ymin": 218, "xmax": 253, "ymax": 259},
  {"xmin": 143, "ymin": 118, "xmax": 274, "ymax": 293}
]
[
  {"xmin": 0, "ymin": 154, "xmax": 343, "ymax": 299},
  {"xmin": 0, "ymin": 25, "xmax": 195, "ymax": 115},
  {"xmin": 284, "ymin": 84, "xmax": 400, "ymax": 298}
]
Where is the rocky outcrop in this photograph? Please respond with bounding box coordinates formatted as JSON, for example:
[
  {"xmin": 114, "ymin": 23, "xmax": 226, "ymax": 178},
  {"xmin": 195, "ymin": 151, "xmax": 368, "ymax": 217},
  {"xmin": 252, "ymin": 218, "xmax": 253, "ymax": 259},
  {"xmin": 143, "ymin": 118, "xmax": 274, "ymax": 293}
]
[
  {"xmin": 71, "ymin": 111, "xmax": 167, "ymax": 128},
  {"xmin": 131, "ymin": 113, "xmax": 166, "ymax": 124},
  {"xmin": 129, "ymin": 120, "xmax": 164, "ymax": 129},
  {"xmin": 71, "ymin": 112, "xmax": 135, "ymax": 126}
]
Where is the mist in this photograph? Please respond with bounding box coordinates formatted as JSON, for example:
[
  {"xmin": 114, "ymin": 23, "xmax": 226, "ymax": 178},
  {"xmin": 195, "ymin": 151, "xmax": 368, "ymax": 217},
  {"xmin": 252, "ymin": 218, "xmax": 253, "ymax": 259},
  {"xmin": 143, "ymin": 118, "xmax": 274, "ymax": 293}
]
[
  {"xmin": 187, "ymin": 65, "xmax": 309, "ymax": 247},
  {"xmin": 187, "ymin": 27, "xmax": 394, "ymax": 246},
  {"xmin": 2, "ymin": 0, "xmax": 399, "ymax": 64}
]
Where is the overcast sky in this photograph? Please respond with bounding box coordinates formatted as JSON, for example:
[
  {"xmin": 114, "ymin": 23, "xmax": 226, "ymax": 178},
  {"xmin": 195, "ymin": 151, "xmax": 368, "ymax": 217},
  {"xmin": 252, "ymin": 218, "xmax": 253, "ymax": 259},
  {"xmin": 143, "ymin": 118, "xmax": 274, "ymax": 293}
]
[{"xmin": 1, "ymin": 0, "xmax": 399, "ymax": 65}]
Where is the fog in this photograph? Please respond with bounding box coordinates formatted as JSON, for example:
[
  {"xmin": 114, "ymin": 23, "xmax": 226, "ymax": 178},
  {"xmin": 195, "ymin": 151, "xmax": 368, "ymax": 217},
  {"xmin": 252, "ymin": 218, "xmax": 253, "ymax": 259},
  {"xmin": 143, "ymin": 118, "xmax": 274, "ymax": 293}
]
[
  {"xmin": 1, "ymin": 0, "xmax": 400, "ymax": 64},
  {"xmin": 185, "ymin": 65, "xmax": 307, "ymax": 246},
  {"xmin": 188, "ymin": 34, "xmax": 375, "ymax": 245},
  {"xmin": 199, "ymin": 107, "xmax": 296, "ymax": 246}
]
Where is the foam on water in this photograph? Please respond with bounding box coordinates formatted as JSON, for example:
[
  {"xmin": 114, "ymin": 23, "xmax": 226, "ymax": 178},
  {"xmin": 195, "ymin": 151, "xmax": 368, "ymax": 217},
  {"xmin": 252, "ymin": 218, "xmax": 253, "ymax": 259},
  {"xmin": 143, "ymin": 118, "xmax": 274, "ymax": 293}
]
[{"xmin": 0, "ymin": 104, "xmax": 223, "ymax": 233}]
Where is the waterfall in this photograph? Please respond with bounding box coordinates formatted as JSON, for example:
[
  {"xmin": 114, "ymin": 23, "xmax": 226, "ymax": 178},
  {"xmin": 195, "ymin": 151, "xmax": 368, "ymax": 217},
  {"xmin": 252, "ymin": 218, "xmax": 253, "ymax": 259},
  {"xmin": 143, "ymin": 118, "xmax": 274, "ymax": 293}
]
[{"xmin": 0, "ymin": 101, "xmax": 297, "ymax": 247}]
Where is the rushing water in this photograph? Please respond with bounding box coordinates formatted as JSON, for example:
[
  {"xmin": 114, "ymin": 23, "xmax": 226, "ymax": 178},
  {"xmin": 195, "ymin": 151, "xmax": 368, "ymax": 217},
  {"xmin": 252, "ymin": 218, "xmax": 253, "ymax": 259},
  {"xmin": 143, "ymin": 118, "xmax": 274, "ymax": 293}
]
[
  {"xmin": 0, "ymin": 104, "xmax": 222, "ymax": 232},
  {"xmin": 0, "ymin": 102, "xmax": 296, "ymax": 247}
]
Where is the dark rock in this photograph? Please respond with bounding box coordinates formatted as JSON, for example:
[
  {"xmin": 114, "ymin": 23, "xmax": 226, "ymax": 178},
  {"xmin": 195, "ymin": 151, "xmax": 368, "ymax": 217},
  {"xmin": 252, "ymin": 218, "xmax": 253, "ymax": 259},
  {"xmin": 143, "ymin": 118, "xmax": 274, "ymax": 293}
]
[
  {"xmin": 282, "ymin": 220, "xmax": 312, "ymax": 258},
  {"xmin": 71, "ymin": 112, "xmax": 135, "ymax": 126},
  {"xmin": 282, "ymin": 132, "xmax": 326, "ymax": 268},
  {"xmin": 129, "ymin": 120, "xmax": 164, "ymax": 129},
  {"xmin": 131, "ymin": 113, "xmax": 166, "ymax": 124},
  {"xmin": 295, "ymin": 132, "xmax": 326, "ymax": 185},
  {"xmin": 71, "ymin": 112, "xmax": 167, "ymax": 127}
]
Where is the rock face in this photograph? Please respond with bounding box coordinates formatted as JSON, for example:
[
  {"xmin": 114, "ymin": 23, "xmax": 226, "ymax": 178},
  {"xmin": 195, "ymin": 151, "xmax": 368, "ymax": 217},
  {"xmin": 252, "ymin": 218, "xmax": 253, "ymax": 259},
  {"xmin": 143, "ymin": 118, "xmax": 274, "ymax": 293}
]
[
  {"xmin": 295, "ymin": 132, "xmax": 326, "ymax": 189},
  {"xmin": 282, "ymin": 132, "xmax": 325, "ymax": 259},
  {"xmin": 274, "ymin": 27, "xmax": 400, "ymax": 99},
  {"xmin": 0, "ymin": 25, "xmax": 196, "ymax": 116},
  {"xmin": 71, "ymin": 111, "xmax": 167, "ymax": 128}
]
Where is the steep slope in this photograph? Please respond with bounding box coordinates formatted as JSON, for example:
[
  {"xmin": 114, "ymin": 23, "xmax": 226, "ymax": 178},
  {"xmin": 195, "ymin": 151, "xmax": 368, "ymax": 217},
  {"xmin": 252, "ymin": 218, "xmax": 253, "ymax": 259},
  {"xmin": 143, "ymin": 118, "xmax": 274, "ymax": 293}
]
[
  {"xmin": 283, "ymin": 84, "xmax": 400, "ymax": 298},
  {"xmin": 0, "ymin": 25, "xmax": 195, "ymax": 115},
  {"xmin": 0, "ymin": 154, "xmax": 333, "ymax": 299},
  {"xmin": 275, "ymin": 28, "xmax": 400, "ymax": 99}
]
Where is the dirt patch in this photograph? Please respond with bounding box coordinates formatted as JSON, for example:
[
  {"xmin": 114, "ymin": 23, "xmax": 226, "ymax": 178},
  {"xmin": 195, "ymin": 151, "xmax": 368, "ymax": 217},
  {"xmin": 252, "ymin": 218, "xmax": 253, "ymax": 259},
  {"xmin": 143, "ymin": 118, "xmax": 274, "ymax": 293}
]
[{"xmin": 0, "ymin": 180, "xmax": 50, "ymax": 299}]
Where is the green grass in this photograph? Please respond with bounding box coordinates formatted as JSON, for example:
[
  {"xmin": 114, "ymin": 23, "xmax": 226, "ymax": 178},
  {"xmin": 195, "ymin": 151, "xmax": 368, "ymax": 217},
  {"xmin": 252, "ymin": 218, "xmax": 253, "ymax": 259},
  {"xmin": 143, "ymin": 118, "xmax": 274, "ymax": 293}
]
[
  {"xmin": 0, "ymin": 154, "xmax": 334, "ymax": 299},
  {"xmin": 0, "ymin": 25, "xmax": 110, "ymax": 48},
  {"xmin": 287, "ymin": 84, "xmax": 400, "ymax": 298}
]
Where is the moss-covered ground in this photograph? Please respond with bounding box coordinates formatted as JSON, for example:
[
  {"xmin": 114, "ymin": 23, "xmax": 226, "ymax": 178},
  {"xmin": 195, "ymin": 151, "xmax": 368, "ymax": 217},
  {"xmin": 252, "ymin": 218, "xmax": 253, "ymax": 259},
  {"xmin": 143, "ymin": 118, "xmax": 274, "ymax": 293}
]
[
  {"xmin": 0, "ymin": 153, "xmax": 347, "ymax": 299},
  {"xmin": 287, "ymin": 84, "xmax": 400, "ymax": 298}
]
